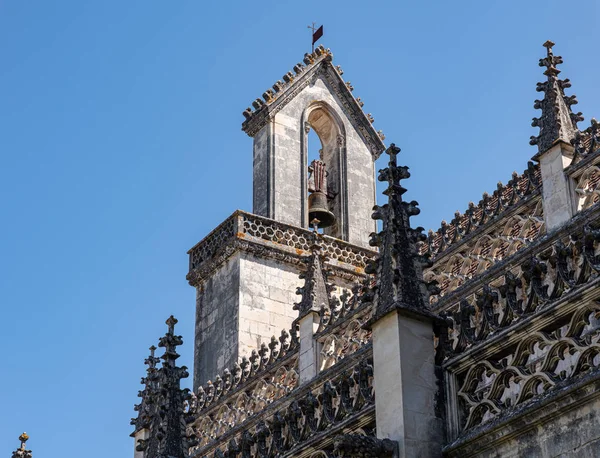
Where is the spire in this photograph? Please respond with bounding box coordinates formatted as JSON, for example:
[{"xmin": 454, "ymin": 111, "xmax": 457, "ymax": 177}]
[
  {"xmin": 11, "ymin": 433, "xmax": 31, "ymax": 458},
  {"xmin": 134, "ymin": 317, "xmax": 197, "ymax": 458},
  {"xmin": 367, "ymin": 144, "xmax": 436, "ymax": 323},
  {"xmin": 530, "ymin": 40, "xmax": 584, "ymax": 156},
  {"xmin": 131, "ymin": 346, "xmax": 160, "ymax": 436},
  {"xmin": 293, "ymin": 221, "xmax": 333, "ymax": 316}
]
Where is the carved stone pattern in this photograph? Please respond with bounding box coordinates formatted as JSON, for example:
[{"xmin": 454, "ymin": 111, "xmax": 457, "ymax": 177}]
[
  {"xmin": 456, "ymin": 303, "xmax": 600, "ymax": 432},
  {"xmin": 189, "ymin": 217, "xmax": 236, "ymax": 271},
  {"xmin": 574, "ymin": 164, "xmax": 600, "ymax": 212},
  {"xmin": 424, "ymin": 198, "xmax": 545, "ymax": 302},
  {"xmin": 421, "ymin": 162, "xmax": 542, "ymax": 264},
  {"xmin": 572, "ymin": 118, "xmax": 600, "ymax": 161},
  {"xmin": 439, "ymin": 224, "xmax": 600, "ymax": 361},
  {"xmin": 187, "ymin": 211, "xmax": 375, "ymax": 286},
  {"xmin": 190, "ymin": 357, "xmax": 375, "ymax": 458},
  {"xmin": 194, "ymin": 325, "xmax": 300, "ymax": 417},
  {"xmin": 333, "ymin": 433, "xmax": 397, "ymax": 458}
]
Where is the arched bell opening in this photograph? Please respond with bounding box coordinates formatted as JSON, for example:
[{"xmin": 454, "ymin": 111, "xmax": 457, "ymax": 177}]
[{"xmin": 301, "ymin": 102, "xmax": 348, "ymax": 240}]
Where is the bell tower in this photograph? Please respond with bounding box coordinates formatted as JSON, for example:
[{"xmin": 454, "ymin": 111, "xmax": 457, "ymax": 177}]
[
  {"xmin": 243, "ymin": 45, "xmax": 385, "ymax": 246},
  {"xmin": 188, "ymin": 45, "xmax": 385, "ymax": 388}
]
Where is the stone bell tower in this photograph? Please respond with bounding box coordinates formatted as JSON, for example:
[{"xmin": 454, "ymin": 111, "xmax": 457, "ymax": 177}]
[{"xmin": 187, "ymin": 45, "xmax": 385, "ymax": 388}]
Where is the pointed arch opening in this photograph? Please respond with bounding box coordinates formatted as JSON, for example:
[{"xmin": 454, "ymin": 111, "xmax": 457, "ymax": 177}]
[{"xmin": 301, "ymin": 101, "xmax": 348, "ymax": 240}]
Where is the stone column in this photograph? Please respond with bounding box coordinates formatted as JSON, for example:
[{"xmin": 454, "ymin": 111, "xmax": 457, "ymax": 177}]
[
  {"xmin": 297, "ymin": 313, "xmax": 321, "ymax": 384},
  {"xmin": 372, "ymin": 308, "xmax": 442, "ymax": 458},
  {"xmin": 538, "ymin": 142, "xmax": 575, "ymax": 230}
]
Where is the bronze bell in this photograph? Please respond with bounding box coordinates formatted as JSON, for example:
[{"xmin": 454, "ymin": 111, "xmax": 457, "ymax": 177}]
[
  {"xmin": 308, "ymin": 159, "xmax": 336, "ymax": 228},
  {"xmin": 308, "ymin": 190, "xmax": 336, "ymax": 228}
]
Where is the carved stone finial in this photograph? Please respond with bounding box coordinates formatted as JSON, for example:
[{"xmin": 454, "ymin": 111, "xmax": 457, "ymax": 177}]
[
  {"xmin": 11, "ymin": 433, "xmax": 32, "ymax": 458},
  {"xmin": 367, "ymin": 143, "xmax": 437, "ymax": 324},
  {"xmin": 530, "ymin": 41, "xmax": 583, "ymax": 155},
  {"xmin": 133, "ymin": 317, "xmax": 195, "ymax": 458},
  {"xmin": 293, "ymin": 232, "xmax": 333, "ymax": 316}
]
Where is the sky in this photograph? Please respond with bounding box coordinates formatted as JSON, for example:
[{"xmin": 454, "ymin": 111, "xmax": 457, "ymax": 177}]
[{"xmin": 1, "ymin": 0, "xmax": 599, "ymax": 456}]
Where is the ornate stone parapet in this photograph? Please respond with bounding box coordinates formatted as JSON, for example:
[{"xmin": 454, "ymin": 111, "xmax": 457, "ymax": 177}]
[
  {"xmin": 189, "ymin": 346, "xmax": 375, "ymax": 458},
  {"xmin": 439, "ymin": 204, "xmax": 600, "ymax": 444},
  {"xmin": 187, "ymin": 211, "xmax": 375, "ymax": 287}
]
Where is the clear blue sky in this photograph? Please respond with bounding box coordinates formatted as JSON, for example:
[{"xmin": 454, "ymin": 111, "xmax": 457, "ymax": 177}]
[{"xmin": 1, "ymin": 1, "xmax": 598, "ymax": 456}]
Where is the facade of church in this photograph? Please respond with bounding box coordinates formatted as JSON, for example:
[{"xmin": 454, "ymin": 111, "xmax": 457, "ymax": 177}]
[{"xmin": 121, "ymin": 41, "xmax": 600, "ymax": 458}]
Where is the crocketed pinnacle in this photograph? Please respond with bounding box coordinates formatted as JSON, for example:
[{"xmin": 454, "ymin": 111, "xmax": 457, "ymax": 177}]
[
  {"xmin": 11, "ymin": 433, "xmax": 32, "ymax": 458},
  {"xmin": 293, "ymin": 221, "xmax": 333, "ymax": 317},
  {"xmin": 131, "ymin": 345, "xmax": 160, "ymax": 434},
  {"xmin": 367, "ymin": 144, "xmax": 435, "ymax": 323},
  {"xmin": 134, "ymin": 316, "xmax": 196, "ymax": 458},
  {"xmin": 530, "ymin": 40, "xmax": 583, "ymax": 156}
]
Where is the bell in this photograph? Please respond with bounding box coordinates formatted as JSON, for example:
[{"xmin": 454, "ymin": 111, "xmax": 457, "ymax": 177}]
[{"xmin": 308, "ymin": 191, "xmax": 336, "ymax": 228}]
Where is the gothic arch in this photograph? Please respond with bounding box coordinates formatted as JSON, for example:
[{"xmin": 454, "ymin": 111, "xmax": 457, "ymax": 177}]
[{"xmin": 301, "ymin": 101, "xmax": 349, "ymax": 240}]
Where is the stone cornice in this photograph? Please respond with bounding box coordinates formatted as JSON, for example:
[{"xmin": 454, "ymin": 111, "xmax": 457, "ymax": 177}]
[{"xmin": 187, "ymin": 210, "xmax": 375, "ymax": 287}]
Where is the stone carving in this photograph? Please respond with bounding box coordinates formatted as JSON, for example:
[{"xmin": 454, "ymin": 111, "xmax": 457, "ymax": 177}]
[
  {"xmin": 440, "ymin": 224, "xmax": 600, "ymax": 361},
  {"xmin": 572, "ymin": 118, "xmax": 600, "ymax": 162},
  {"xmin": 574, "ymin": 164, "xmax": 600, "ymax": 211},
  {"xmin": 367, "ymin": 144, "xmax": 436, "ymax": 322},
  {"xmin": 457, "ymin": 303, "xmax": 600, "ymax": 431},
  {"xmin": 132, "ymin": 316, "xmax": 197, "ymax": 458},
  {"xmin": 131, "ymin": 345, "xmax": 160, "ymax": 435},
  {"xmin": 320, "ymin": 317, "xmax": 372, "ymax": 371},
  {"xmin": 424, "ymin": 197, "xmax": 544, "ymax": 302},
  {"xmin": 190, "ymin": 358, "xmax": 375, "ymax": 457},
  {"xmin": 530, "ymin": 41, "xmax": 583, "ymax": 155},
  {"xmin": 193, "ymin": 325, "xmax": 300, "ymax": 417},
  {"xmin": 333, "ymin": 433, "xmax": 397, "ymax": 457},
  {"xmin": 11, "ymin": 434, "xmax": 31, "ymax": 458},
  {"xmin": 294, "ymin": 231, "xmax": 334, "ymax": 316},
  {"xmin": 421, "ymin": 162, "xmax": 542, "ymax": 264},
  {"xmin": 187, "ymin": 211, "xmax": 375, "ymax": 286}
]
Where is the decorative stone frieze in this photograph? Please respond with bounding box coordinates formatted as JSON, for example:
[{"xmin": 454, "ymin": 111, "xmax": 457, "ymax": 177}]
[
  {"xmin": 455, "ymin": 305, "xmax": 600, "ymax": 432},
  {"xmin": 437, "ymin": 210, "xmax": 600, "ymax": 362},
  {"xmin": 187, "ymin": 211, "xmax": 374, "ymax": 287}
]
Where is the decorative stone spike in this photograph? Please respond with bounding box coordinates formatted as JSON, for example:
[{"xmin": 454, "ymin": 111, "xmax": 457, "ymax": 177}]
[
  {"xmin": 272, "ymin": 80, "xmax": 284, "ymax": 93},
  {"xmin": 367, "ymin": 113, "xmax": 374, "ymax": 123},
  {"xmin": 131, "ymin": 345, "xmax": 160, "ymax": 434},
  {"xmin": 262, "ymin": 89, "xmax": 274, "ymax": 103},
  {"xmin": 356, "ymin": 97, "xmax": 364, "ymax": 108},
  {"xmin": 367, "ymin": 143, "xmax": 438, "ymax": 324},
  {"xmin": 242, "ymin": 108, "xmax": 252, "ymax": 119},
  {"xmin": 252, "ymin": 99, "xmax": 264, "ymax": 110},
  {"xmin": 11, "ymin": 433, "xmax": 32, "ymax": 458},
  {"xmin": 530, "ymin": 40, "xmax": 583, "ymax": 155},
  {"xmin": 335, "ymin": 65, "xmax": 344, "ymax": 75},
  {"xmin": 133, "ymin": 316, "xmax": 195, "ymax": 458},
  {"xmin": 293, "ymin": 63, "xmax": 304, "ymax": 74},
  {"xmin": 283, "ymin": 72, "xmax": 294, "ymax": 83},
  {"xmin": 345, "ymin": 81, "xmax": 354, "ymax": 91},
  {"xmin": 293, "ymin": 226, "xmax": 333, "ymax": 316}
]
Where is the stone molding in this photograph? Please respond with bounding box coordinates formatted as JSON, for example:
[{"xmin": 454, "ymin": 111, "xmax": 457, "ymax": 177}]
[{"xmin": 187, "ymin": 211, "xmax": 374, "ymax": 287}]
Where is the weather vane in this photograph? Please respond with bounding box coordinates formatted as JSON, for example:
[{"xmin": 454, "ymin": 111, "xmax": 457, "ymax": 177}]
[{"xmin": 307, "ymin": 23, "xmax": 323, "ymax": 53}]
